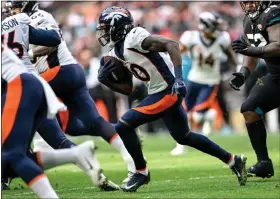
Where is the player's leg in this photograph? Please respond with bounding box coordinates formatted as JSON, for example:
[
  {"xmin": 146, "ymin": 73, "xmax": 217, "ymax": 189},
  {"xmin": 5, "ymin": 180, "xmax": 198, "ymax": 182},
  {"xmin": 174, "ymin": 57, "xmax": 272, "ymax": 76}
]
[
  {"xmin": 170, "ymin": 80, "xmax": 199, "ymax": 156},
  {"xmin": 241, "ymin": 75, "xmax": 280, "ymax": 178},
  {"xmin": 191, "ymin": 84, "xmax": 219, "ymax": 134},
  {"xmin": 161, "ymin": 103, "xmax": 247, "ymax": 185},
  {"xmin": 1, "ymin": 74, "xmax": 58, "ymax": 198},
  {"xmin": 117, "ymin": 92, "xmax": 180, "ymax": 191}
]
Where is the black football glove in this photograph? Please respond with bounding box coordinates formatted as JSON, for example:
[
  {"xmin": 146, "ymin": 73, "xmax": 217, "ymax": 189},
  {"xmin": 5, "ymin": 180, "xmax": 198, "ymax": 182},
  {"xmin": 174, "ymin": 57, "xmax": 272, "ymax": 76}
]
[
  {"xmin": 98, "ymin": 59, "xmax": 116, "ymax": 84},
  {"xmin": 171, "ymin": 79, "xmax": 187, "ymax": 97},
  {"xmin": 229, "ymin": 66, "xmax": 251, "ymax": 91},
  {"xmin": 232, "ymin": 35, "xmax": 263, "ymax": 57}
]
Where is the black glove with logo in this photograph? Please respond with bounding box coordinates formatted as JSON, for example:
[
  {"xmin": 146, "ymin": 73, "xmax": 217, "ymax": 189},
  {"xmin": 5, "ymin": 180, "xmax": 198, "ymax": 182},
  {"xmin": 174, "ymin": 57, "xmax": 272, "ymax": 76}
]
[
  {"xmin": 229, "ymin": 66, "xmax": 251, "ymax": 91},
  {"xmin": 232, "ymin": 35, "xmax": 264, "ymax": 57}
]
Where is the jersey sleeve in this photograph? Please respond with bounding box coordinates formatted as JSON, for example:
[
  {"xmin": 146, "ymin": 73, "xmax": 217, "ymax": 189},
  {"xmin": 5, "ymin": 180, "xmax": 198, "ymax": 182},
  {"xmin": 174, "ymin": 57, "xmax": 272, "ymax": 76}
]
[
  {"xmin": 219, "ymin": 31, "xmax": 231, "ymax": 49},
  {"xmin": 179, "ymin": 31, "xmax": 194, "ymax": 49},
  {"xmin": 264, "ymin": 5, "xmax": 280, "ymax": 29},
  {"xmin": 30, "ymin": 10, "xmax": 59, "ymax": 31},
  {"xmin": 16, "ymin": 13, "xmax": 31, "ymax": 25},
  {"xmin": 126, "ymin": 27, "xmax": 151, "ymax": 53}
]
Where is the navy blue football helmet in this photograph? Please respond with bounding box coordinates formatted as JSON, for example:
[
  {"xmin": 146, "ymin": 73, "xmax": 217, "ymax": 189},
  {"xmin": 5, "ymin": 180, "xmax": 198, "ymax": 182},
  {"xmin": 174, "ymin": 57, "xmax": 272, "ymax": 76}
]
[
  {"xmin": 7, "ymin": 0, "xmax": 38, "ymax": 16},
  {"xmin": 96, "ymin": 6, "xmax": 134, "ymax": 48}
]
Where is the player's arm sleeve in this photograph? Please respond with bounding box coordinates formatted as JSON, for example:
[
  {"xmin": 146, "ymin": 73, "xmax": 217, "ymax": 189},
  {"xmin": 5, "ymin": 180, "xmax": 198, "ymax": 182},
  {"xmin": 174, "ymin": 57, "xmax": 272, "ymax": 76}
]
[
  {"xmin": 128, "ymin": 27, "xmax": 151, "ymax": 53},
  {"xmin": 29, "ymin": 25, "xmax": 61, "ymax": 47},
  {"xmin": 220, "ymin": 32, "xmax": 231, "ymax": 50},
  {"xmin": 179, "ymin": 31, "xmax": 193, "ymax": 49},
  {"xmin": 265, "ymin": 6, "xmax": 280, "ymax": 28}
]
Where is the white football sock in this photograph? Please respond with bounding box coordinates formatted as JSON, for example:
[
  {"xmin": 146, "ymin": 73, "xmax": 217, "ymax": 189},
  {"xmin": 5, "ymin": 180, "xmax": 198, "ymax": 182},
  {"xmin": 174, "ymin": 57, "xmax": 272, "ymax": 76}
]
[
  {"xmin": 38, "ymin": 148, "xmax": 77, "ymax": 170},
  {"xmin": 29, "ymin": 174, "xmax": 59, "ymax": 199},
  {"xmin": 110, "ymin": 134, "xmax": 136, "ymax": 173},
  {"xmin": 136, "ymin": 167, "xmax": 149, "ymax": 176}
]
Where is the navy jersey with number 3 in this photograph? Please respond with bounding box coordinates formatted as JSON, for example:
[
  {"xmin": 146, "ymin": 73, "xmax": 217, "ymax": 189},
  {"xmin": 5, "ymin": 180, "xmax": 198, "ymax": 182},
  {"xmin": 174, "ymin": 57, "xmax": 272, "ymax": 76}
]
[{"xmin": 243, "ymin": 4, "xmax": 280, "ymax": 80}]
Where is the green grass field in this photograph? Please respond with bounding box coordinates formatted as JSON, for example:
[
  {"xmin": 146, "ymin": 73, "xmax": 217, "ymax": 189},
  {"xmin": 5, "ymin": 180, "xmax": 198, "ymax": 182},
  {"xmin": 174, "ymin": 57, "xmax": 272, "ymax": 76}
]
[{"xmin": 3, "ymin": 134, "xmax": 280, "ymax": 198}]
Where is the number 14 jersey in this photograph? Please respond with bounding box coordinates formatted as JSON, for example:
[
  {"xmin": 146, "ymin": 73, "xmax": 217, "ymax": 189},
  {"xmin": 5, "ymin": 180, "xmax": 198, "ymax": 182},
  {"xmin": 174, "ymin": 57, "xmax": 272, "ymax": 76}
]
[{"xmin": 180, "ymin": 30, "xmax": 231, "ymax": 85}]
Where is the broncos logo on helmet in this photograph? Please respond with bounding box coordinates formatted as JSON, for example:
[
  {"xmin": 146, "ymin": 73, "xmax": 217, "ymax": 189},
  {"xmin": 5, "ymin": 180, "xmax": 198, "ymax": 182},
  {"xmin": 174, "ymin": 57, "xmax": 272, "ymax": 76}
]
[
  {"xmin": 96, "ymin": 6, "xmax": 134, "ymax": 48},
  {"xmin": 6, "ymin": 0, "xmax": 38, "ymax": 16}
]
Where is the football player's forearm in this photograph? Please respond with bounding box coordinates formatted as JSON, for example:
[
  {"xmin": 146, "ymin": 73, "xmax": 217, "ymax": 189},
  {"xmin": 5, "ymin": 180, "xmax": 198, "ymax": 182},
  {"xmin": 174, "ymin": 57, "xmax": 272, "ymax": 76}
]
[
  {"xmin": 261, "ymin": 42, "xmax": 280, "ymax": 58},
  {"xmin": 32, "ymin": 46, "xmax": 57, "ymax": 58},
  {"xmin": 102, "ymin": 81, "xmax": 132, "ymax": 95},
  {"xmin": 243, "ymin": 56, "xmax": 258, "ymax": 72},
  {"xmin": 165, "ymin": 40, "xmax": 182, "ymax": 67}
]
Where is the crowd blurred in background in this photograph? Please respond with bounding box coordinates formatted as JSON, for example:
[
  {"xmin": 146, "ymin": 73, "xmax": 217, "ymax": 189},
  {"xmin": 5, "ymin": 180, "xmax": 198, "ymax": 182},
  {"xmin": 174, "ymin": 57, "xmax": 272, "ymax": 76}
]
[{"xmin": 31, "ymin": 2, "xmax": 280, "ymax": 133}]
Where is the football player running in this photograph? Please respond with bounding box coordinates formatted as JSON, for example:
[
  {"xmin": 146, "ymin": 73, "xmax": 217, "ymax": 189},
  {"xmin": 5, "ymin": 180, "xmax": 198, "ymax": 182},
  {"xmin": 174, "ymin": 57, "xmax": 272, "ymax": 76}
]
[
  {"xmin": 2, "ymin": 45, "xmax": 102, "ymax": 198},
  {"xmin": 170, "ymin": 12, "xmax": 238, "ymax": 156},
  {"xmin": 1, "ymin": 0, "xmax": 120, "ymax": 191},
  {"xmin": 230, "ymin": 0, "xmax": 280, "ymax": 178},
  {"xmin": 12, "ymin": 0, "xmax": 136, "ymax": 187},
  {"xmin": 96, "ymin": 6, "xmax": 247, "ymax": 192}
]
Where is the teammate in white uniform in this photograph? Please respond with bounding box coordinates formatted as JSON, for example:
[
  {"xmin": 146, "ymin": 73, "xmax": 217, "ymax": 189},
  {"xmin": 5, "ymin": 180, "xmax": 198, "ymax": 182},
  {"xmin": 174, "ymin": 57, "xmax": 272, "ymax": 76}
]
[
  {"xmin": 2, "ymin": 45, "xmax": 102, "ymax": 198},
  {"xmin": 171, "ymin": 12, "xmax": 238, "ymax": 155},
  {"xmin": 96, "ymin": 6, "xmax": 246, "ymax": 192},
  {"xmin": 24, "ymin": 2, "xmax": 136, "ymax": 187}
]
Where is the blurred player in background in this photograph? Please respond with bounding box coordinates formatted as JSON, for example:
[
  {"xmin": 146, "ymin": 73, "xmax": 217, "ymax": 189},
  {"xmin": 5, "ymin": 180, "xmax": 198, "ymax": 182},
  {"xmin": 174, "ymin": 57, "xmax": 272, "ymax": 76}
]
[
  {"xmin": 5, "ymin": 0, "xmax": 136, "ymax": 185},
  {"xmin": 2, "ymin": 46, "xmax": 102, "ymax": 198},
  {"xmin": 230, "ymin": 0, "xmax": 280, "ymax": 178},
  {"xmin": 96, "ymin": 6, "xmax": 247, "ymax": 192},
  {"xmin": 171, "ymin": 12, "xmax": 238, "ymax": 156}
]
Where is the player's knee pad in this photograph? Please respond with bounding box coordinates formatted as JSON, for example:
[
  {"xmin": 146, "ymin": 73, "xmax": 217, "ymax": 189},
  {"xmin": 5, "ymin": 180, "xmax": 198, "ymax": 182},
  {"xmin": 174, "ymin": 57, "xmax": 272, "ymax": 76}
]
[
  {"xmin": 204, "ymin": 109, "xmax": 216, "ymax": 121},
  {"xmin": 192, "ymin": 111, "xmax": 204, "ymax": 123}
]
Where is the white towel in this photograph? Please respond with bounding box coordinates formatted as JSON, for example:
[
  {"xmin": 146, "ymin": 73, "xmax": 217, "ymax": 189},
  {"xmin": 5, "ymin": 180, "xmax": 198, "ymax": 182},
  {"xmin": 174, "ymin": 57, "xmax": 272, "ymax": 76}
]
[{"xmin": 33, "ymin": 74, "xmax": 67, "ymax": 119}]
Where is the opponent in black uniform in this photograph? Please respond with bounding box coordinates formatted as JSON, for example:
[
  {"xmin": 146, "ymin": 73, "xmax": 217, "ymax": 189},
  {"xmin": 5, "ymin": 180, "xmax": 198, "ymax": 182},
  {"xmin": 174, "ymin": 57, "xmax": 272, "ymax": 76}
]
[{"xmin": 230, "ymin": 0, "xmax": 280, "ymax": 178}]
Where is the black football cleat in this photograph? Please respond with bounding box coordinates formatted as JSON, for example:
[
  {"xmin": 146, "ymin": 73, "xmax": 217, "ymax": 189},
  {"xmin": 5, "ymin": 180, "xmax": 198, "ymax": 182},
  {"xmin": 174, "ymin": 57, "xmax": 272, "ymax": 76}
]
[
  {"xmin": 1, "ymin": 177, "xmax": 11, "ymax": 190},
  {"xmin": 121, "ymin": 171, "xmax": 150, "ymax": 192},
  {"xmin": 247, "ymin": 159, "xmax": 274, "ymax": 178},
  {"xmin": 230, "ymin": 155, "xmax": 247, "ymax": 186}
]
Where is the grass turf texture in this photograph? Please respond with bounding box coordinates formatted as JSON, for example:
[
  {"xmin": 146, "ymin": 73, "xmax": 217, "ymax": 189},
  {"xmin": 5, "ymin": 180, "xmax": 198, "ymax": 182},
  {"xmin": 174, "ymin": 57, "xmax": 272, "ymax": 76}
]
[{"xmin": 3, "ymin": 134, "xmax": 280, "ymax": 198}]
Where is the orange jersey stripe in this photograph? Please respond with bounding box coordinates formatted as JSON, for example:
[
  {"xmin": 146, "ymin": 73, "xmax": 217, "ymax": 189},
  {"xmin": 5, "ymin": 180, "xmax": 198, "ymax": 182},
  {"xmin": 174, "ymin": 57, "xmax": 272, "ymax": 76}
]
[
  {"xmin": 28, "ymin": 173, "xmax": 47, "ymax": 187},
  {"xmin": 109, "ymin": 133, "xmax": 119, "ymax": 144},
  {"xmin": 133, "ymin": 94, "xmax": 178, "ymax": 115},
  {"xmin": 191, "ymin": 85, "xmax": 219, "ymax": 112},
  {"xmin": 36, "ymin": 152, "xmax": 43, "ymax": 168},
  {"xmin": 2, "ymin": 76, "xmax": 22, "ymax": 145},
  {"xmin": 57, "ymin": 98, "xmax": 69, "ymax": 132},
  {"xmin": 40, "ymin": 66, "xmax": 60, "ymax": 82}
]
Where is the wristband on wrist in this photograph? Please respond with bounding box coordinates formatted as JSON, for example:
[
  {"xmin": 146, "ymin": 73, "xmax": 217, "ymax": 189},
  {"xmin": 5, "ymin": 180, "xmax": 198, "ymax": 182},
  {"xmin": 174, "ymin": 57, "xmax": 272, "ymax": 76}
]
[{"xmin": 174, "ymin": 65, "xmax": 183, "ymax": 80}]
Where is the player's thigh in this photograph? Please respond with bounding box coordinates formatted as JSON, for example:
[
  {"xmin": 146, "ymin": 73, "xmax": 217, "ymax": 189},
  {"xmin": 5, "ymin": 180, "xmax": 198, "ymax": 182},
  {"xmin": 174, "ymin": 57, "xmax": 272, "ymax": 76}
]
[
  {"xmin": 121, "ymin": 91, "xmax": 179, "ymax": 128},
  {"xmin": 185, "ymin": 81, "xmax": 201, "ymax": 111},
  {"xmin": 161, "ymin": 105, "xmax": 190, "ymax": 141},
  {"xmin": 2, "ymin": 74, "xmax": 45, "ymax": 155},
  {"xmin": 241, "ymin": 75, "xmax": 280, "ymax": 115},
  {"xmin": 192, "ymin": 84, "xmax": 219, "ymax": 112}
]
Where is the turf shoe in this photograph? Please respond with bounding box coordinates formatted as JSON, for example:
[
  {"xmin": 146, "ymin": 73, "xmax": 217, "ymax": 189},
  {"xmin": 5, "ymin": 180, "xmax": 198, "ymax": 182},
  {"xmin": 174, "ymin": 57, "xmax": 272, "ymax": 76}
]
[
  {"xmin": 121, "ymin": 171, "xmax": 150, "ymax": 192},
  {"xmin": 247, "ymin": 159, "xmax": 274, "ymax": 178},
  {"xmin": 1, "ymin": 177, "xmax": 11, "ymax": 190},
  {"xmin": 230, "ymin": 155, "xmax": 247, "ymax": 186},
  {"xmin": 99, "ymin": 173, "xmax": 120, "ymax": 191},
  {"xmin": 74, "ymin": 141, "xmax": 102, "ymax": 187}
]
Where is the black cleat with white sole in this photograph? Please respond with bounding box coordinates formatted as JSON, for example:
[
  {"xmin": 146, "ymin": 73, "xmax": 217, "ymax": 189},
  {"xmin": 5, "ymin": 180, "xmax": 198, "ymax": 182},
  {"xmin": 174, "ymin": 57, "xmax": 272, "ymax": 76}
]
[
  {"xmin": 121, "ymin": 171, "xmax": 150, "ymax": 192},
  {"xmin": 230, "ymin": 155, "xmax": 247, "ymax": 186},
  {"xmin": 1, "ymin": 177, "xmax": 11, "ymax": 190},
  {"xmin": 247, "ymin": 159, "xmax": 274, "ymax": 178}
]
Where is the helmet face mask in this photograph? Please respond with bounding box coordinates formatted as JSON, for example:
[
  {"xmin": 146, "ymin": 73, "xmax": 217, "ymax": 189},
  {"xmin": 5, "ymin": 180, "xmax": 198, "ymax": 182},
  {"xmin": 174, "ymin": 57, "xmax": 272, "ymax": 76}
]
[
  {"xmin": 96, "ymin": 7, "xmax": 134, "ymax": 48},
  {"xmin": 240, "ymin": 1, "xmax": 272, "ymax": 20}
]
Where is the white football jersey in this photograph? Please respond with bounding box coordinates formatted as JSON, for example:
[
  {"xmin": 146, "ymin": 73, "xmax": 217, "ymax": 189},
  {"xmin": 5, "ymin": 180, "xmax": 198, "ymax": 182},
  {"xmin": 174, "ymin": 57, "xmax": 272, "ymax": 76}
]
[
  {"xmin": 2, "ymin": 46, "xmax": 27, "ymax": 83},
  {"xmin": 30, "ymin": 9, "xmax": 77, "ymax": 73},
  {"xmin": 180, "ymin": 30, "xmax": 231, "ymax": 85},
  {"xmin": 109, "ymin": 27, "xmax": 175, "ymax": 95},
  {"xmin": 2, "ymin": 13, "xmax": 36, "ymax": 73}
]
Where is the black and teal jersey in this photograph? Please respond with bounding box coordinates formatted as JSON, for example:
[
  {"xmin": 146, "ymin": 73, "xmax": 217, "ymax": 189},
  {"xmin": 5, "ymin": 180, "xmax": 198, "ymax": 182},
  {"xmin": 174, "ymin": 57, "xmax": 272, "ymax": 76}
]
[{"xmin": 243, "ymin": 4, "xmax": 280, "ymax": 80}]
